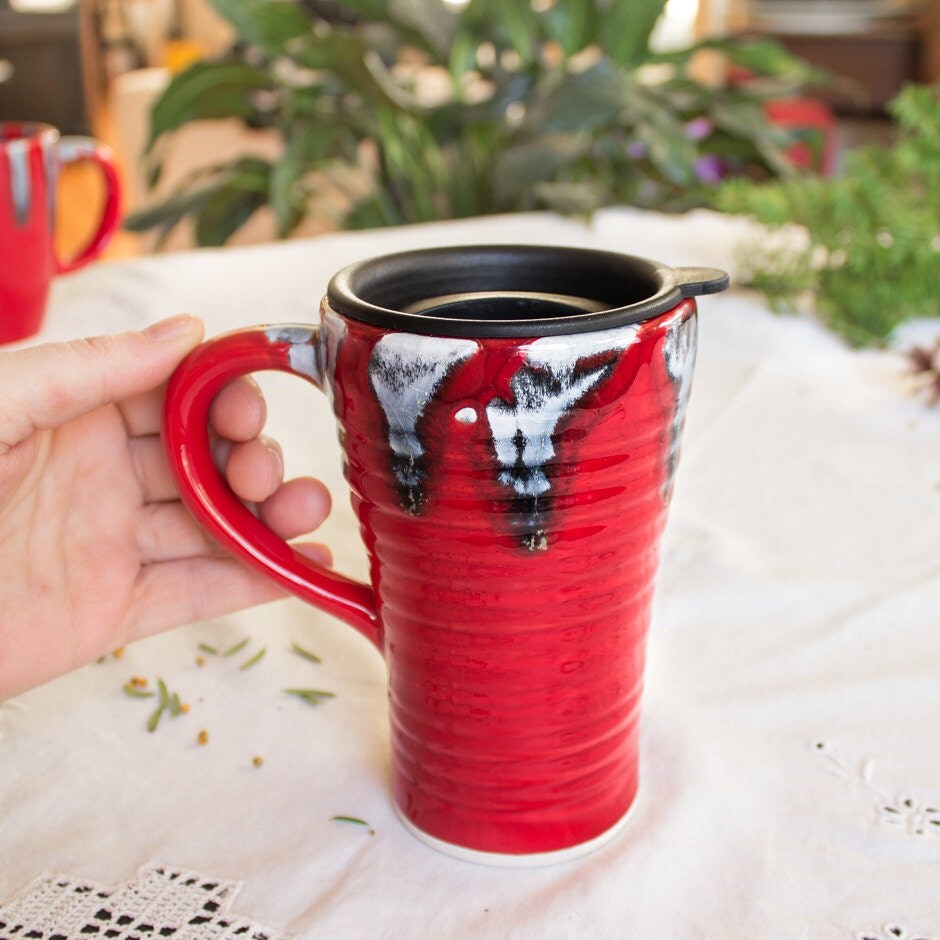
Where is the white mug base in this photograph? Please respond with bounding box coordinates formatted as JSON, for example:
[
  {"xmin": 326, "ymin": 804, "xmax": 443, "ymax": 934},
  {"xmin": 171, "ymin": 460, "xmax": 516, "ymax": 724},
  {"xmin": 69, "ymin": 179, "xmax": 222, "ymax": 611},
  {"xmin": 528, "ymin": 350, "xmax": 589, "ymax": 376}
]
[{"xmin": 395, "ymin": 800, "xmax": 637, "ymax": 868}]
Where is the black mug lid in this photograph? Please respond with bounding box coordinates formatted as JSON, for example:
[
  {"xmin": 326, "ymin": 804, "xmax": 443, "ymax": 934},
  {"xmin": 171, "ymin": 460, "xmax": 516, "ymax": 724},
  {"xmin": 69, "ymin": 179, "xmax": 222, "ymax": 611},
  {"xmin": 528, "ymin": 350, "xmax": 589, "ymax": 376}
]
[{"xmin": 326, "ymin": 244, "xmax": 729, "ymax": 337}]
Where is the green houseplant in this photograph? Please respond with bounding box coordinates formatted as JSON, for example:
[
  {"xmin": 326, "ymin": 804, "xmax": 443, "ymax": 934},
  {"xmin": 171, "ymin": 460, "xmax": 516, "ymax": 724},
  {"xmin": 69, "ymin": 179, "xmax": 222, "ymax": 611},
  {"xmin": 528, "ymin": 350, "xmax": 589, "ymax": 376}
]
[
  {"xmin": 127, "ymin": 0, "xmax": 823, "ymax": 246},
  {"xmin": 717, "ymin": 81, "xmax": 940, "ymax": 347}
]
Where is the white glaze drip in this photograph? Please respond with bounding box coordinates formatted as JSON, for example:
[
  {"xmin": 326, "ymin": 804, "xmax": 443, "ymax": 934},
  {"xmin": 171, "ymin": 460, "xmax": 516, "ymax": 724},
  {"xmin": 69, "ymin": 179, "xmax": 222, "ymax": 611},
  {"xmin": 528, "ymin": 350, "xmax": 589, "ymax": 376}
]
[
  {"xmin": 265, "ymin": 326, "xmax": 321, "ymax": 383},
  {"xmin": 7, "ymin": 139, "xmax": 31, "ymax": 226},
  {"xmin": 485, "ymin": 326, "xmax": 639, "ymax": 499},
  {"xmin": 661, "ymin": 311, "xmax": 697, "ymax": 498},
  {"xmin": 369, "ymin": 333, "xmax": 478, "ymax": 508},
  {"xmin": 319, "ymin": 310, "xmax": 348, "ymax": 403},
  {"xmin": 57, "ymin": 137, "xmax": 98, "ymax": 163}
]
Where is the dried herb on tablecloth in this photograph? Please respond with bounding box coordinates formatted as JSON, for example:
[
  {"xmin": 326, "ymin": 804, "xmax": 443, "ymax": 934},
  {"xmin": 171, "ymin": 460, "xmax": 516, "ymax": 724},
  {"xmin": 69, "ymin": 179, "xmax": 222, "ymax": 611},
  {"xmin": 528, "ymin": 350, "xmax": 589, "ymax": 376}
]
[
  {"xmin": 197, "ymin": 638, "xmax": 266, "ymax": 670},
  {"xmin": 223, "ymin": 638, "xmax": 250, "ymax": 657},
  {"xmin": 291, "ymin": 641, "xmax": 322, "ymax": 664},
  {"xmin": 284, "ymin": 688, "xmax": 336, "ymax": 706},
  {"xmin": 716, "ymin": 82, "xmax": 940, "ymax": 348},
  {"xmin": 122, "ymin": 677, "xmax": 154, "ymax": 699},
  {"xmin": 239, "ymin": 648, "xmax": 267, "ymax": 671},
  {"xmin": 330, "ymin": 815, "xmax": 375, "ymax": 835},
  {"xmin": 123, "ymin": 677, "xmax": 189, "ymax": 733}
]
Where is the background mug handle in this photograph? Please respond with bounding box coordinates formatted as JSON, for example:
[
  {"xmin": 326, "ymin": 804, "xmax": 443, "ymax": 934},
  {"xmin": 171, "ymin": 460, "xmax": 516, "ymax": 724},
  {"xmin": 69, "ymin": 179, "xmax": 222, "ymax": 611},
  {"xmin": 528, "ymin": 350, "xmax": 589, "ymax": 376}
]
[
  {"xmin": 162, "ymin": 324, "xmax": 382, "ymax": 650},
  {"xmin": 54, "ymin": 137, "xmax": 122, "ymax": 274}
]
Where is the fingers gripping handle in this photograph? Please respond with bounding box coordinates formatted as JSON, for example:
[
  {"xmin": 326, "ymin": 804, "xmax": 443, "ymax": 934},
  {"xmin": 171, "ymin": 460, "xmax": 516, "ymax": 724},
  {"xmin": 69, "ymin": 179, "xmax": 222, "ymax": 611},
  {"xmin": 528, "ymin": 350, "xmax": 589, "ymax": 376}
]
[{"xmin": 162, "ymin": 325, "xmax": 382, "ymax": 650}]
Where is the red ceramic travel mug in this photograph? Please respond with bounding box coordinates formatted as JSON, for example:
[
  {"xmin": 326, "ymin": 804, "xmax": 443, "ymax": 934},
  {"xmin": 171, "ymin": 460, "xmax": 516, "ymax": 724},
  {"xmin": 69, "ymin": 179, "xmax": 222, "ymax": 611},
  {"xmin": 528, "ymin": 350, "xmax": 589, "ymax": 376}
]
[
  {"xmin": 163, "ymin": 245, "xmax": 728, "ymax": 865},
  {"xmin": 0, "ymin": 122, "xmax": 121, "ymax": 345}
]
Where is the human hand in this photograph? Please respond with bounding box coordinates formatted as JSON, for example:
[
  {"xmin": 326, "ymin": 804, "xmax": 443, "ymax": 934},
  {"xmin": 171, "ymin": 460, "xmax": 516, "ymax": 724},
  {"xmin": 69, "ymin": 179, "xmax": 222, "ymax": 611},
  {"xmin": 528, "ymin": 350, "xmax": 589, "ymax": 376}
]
[{"xmin": 0, "ymin": 315, "xmax": 331, "ymax": 699}]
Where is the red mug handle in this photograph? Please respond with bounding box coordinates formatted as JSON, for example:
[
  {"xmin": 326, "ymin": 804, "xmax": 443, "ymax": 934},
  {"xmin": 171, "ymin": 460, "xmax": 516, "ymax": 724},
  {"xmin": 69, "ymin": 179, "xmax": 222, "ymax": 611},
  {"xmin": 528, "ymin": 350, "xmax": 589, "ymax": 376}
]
[
  {"xmin": 54, "ymin": 137, "xmax": 122, "ymax": 274},
  {"xmin": 162, "ymin": 325, "xmax": 382, "ymax": 650}
]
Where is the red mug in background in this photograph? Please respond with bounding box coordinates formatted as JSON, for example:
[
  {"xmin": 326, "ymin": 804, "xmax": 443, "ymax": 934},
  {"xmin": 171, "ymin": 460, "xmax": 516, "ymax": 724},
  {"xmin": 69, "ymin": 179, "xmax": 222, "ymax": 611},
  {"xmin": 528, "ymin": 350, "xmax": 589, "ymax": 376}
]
[
  {"xmin": 163, "ymin": 245, "xmax": 729, "ymax": 865},
  {"xmin": 0, "ymin": 122, "xmax": 121, "ymax": 345}
]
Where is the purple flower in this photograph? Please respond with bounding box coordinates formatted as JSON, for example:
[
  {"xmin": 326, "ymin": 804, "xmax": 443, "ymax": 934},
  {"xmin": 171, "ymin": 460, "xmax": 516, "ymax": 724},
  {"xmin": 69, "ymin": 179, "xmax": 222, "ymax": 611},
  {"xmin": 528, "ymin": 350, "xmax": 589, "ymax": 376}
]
[
  {"xmin": 693, "ymin": 154, "xmax": 725, "ymax": 185},
  {"xmin": 626, "ymin": 140, "xmax": 648, "ymax": 160},
  {"xmin": 684, "ymin": 117, "xmax": 713, "ymax": 141}
]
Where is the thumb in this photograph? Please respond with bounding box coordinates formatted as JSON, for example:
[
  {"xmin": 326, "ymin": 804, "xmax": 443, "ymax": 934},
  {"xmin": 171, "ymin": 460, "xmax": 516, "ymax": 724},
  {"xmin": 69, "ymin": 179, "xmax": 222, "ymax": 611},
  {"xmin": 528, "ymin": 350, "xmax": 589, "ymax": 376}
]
[{"xmin": 0, "ymin": 315, "xmax": 204, "ymax": 453}]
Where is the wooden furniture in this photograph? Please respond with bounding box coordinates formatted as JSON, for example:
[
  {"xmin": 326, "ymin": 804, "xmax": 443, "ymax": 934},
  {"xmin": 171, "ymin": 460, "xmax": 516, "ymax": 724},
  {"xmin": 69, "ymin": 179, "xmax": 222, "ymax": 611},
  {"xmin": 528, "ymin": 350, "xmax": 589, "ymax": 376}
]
[
  {"xmin": 722, "ymin": 1, "xmax": 940, "ymax": 115},
  {"xmin": 770, "ymin": 22, "xmax": 925, "ymax": 115},
  {"xmin": 0, "ymin": 1, "xmax": 96, "ymax": 134}
]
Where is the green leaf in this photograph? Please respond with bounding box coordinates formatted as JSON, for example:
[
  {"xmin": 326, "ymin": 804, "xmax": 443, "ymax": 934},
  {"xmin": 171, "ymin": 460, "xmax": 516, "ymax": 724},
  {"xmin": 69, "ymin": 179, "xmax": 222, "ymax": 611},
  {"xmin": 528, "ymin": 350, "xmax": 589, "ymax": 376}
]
[
  {"xmin": 147, "ymin": 61, "xmax": 274, "ymax": 150},
  {"xmin": 633, "ymin": 113, "xmax": 698, "ymax": 185},
  {"xmin": 532, "ymin": 180, "xmax": 605, "ymax": 215},
  {"xmin": 525, "ymin": 62, "xmax": 630, "ymax": 134},
  {"xmin": 124, "ymin": 188, "xmax": 212, "ymax": 236},
  {"xmin": 195, "ymin": 184, "xmax": 268, "ymax": 246},
  {"xmin": 388, "ymin": 0, "xmax": 458, "ymax": 58},
  {"xmin": 543, "ymin": 0, "xmax": 599, "ymax": 58},
  {"xmin": 209, "ymin": 0, "xmax": 312, "ymax": 56},
  {"xmin": 269, "ymin": 122, "xmax": 333, "ymax": 236},
  {"xmin": 598, "ymin": 0, "xmax": 667, "ymax": 69},
  {"xmin": 709, "ymin": 98, "xmax": 794, "ymax": 175},
  {"xmin": 462, "ymin": 0, "xmax": 536, "ymax": 66},
  {"xmin": 448, "ymin": 26, "xmax": 478, "ymax": 86},
  {"xmin": 342, "ymin": 194, "xmax": 402, "ymax": 230},
  {"xmin": 492, "ymin": 134, "xmax": 585, "ymax": 206},
  {"xmin": 292, "ymin": 30, "xmax": 420, "ymax": 112},
  {"xmin": 700, "ymin": 37, "xmax": 829, "ymax": 86},
  {"xmin": 497, "ymin": 0, "xmax": 537, "ymax": 65}
]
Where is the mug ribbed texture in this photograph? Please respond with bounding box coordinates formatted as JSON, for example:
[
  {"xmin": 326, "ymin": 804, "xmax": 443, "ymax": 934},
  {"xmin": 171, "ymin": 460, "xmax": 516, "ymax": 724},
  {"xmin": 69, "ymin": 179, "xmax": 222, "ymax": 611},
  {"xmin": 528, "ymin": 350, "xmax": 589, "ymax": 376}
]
[{"xmin": 328, "ymin": 300, "xmax": 695, "ymax": 854}]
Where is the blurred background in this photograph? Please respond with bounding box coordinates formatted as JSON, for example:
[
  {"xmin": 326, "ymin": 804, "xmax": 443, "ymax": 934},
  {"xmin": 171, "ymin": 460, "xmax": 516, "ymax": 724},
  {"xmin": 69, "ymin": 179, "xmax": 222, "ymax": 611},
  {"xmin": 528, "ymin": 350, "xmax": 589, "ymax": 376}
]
[{"xmin": 1, "ymin": 0, "xmax": 938, "ymax": 264}]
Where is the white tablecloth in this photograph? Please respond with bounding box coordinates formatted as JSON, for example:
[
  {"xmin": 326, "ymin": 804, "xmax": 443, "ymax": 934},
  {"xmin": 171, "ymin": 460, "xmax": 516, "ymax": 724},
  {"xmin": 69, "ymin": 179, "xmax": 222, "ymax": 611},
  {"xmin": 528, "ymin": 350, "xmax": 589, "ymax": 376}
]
[{"xmin": 2, "ymin": 208, "xmax": 939, "ymax": 939}]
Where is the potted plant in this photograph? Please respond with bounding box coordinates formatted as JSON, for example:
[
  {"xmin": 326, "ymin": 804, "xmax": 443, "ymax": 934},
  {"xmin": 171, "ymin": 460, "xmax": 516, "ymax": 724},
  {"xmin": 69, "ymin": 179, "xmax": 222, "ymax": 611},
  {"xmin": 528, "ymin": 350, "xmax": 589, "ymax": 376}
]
[{"xmin": 127, "ymin": 0, "xmax": 823, "ymax": 247}]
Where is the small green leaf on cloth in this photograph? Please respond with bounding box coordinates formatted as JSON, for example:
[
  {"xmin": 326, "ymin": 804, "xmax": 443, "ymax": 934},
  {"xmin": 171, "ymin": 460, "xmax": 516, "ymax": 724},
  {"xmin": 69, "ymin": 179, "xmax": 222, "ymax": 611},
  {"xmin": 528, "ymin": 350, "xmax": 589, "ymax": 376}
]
[
  {"xmin": 291, "ymin": 641, "xmax": 322, "ymax": 664},
  {"xmin": 239, "ymin": 648, "xmax": 267, "ymax": 671},
  {"xmin": 284, "ymin": 688, "xmax": 336, "ymax": 706},
  {"xmin": 223, "ymin": 638, "xmax": 251, "ymax": 657},
  {"xmin": 330, "ymin": 815, "xmax": 375, "ymax": 835}
]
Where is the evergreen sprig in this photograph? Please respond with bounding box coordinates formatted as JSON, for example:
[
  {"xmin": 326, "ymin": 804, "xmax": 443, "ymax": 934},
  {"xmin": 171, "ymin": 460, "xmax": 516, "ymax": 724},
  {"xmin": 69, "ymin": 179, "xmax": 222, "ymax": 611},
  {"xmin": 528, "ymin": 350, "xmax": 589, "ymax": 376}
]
[{"xmin": 716, "ymin": 82, "xmax": 940, "ymax": 347}]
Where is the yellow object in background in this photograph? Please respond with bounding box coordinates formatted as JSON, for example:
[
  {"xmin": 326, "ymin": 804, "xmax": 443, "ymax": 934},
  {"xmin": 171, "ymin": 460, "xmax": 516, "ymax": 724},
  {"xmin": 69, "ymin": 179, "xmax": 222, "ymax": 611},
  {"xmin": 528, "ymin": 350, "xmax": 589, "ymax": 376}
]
[{"xmin": 164, "ymin": 39, "xmax": 207, "ymax": 74}]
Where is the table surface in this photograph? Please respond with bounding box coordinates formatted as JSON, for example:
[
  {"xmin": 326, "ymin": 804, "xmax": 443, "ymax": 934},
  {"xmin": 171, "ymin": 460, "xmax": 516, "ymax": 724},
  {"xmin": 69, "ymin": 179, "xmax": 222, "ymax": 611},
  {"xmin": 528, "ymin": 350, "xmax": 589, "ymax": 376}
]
[{"xmin": 2, "ymin": 208, "xmax": 939, "ymax": 940}]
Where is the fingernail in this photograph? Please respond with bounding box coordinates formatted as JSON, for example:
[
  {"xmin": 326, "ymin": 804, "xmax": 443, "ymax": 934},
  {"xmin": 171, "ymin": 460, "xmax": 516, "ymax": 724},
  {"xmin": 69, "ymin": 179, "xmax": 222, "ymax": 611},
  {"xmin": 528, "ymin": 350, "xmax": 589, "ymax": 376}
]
[{"xmin": 144, "ymin": 314, "xmax": 200, "ymax": 343}]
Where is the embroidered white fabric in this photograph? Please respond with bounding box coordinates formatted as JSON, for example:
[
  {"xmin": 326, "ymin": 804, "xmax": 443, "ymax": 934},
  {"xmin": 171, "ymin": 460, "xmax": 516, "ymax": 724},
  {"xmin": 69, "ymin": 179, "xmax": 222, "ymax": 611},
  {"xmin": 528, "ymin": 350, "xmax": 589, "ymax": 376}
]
[
  {"xmin": 0, "ymin": 867, "xmax": 285, "ymax": 940},
  {"xmin": 1, "ymin": 209, "xmax": 939, "ymax": 938}
]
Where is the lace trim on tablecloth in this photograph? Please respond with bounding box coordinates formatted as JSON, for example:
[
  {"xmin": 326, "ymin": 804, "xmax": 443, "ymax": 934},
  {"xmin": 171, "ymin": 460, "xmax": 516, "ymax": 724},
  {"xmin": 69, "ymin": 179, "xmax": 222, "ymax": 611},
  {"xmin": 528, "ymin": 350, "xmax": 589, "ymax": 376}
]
[
  {"xmin": 857, "ymin": 925, "xmax": 938, "ymax": 940},
  {"xmin": 0, "ymin": 865, "xmax": 288, "ymax": 940},
  {"xmin": 814, "ymin": 740, "xmax": 940, "ymax": 839}
]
